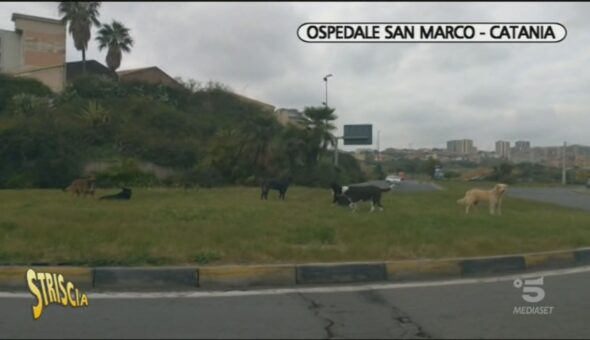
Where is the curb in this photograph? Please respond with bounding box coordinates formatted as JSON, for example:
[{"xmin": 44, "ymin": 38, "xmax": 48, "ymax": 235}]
[
  {"xmin": 386, "ymin": 259, "xmax": 461, "ymax": 281},
  {"xmin": 93, "ymin": 267, "xmax": 198, "ymax": 291},
  {"xmin": 296, "ymin": 262, "xmax": 386, "ymax": 284},
  {"xmin": 0, "ymin": 266, "xmax": 93, "ymax": 290},
  {"xmin": 199, "ymin": 264, "xmax": 294, "ymax": 289},
  {"xmin": 2, "ymin": 247, "xmax": 590, "ymax": 291}
]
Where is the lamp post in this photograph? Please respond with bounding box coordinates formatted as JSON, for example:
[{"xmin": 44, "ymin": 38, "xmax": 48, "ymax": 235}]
[
  {"xmin": 377, "ymin": 130, "xmax": 381, "ymax": 162},
  {"xmin": 562, "ymin": 141, "xmax": 567, "ymax": 185},
  {"xmin": 323, "ymin": 74, "xmax": 332, "ymax": 107},
  {"xmin": 322, "ymin": 74, "xmax": 337, "ymax": 165}
]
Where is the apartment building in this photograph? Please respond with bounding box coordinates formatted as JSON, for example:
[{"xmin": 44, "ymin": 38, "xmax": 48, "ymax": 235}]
[
  {"xmin": 274, "ymin": 108, "xmax": 309, "ymax": 127},
  {"xmin": 495, "ymin": 140, "xmax": 511, "ymax": 159},
  {"xmin": 514, "ymin": 141, "xmax": 531, "ymax": 153},
  {"xmin": 446, "ymin": 139, "xmax": 476, "ymax": 154},
  {"xmin": 0, "ymin": 13, "xmax": 66, "ymax": 92}
]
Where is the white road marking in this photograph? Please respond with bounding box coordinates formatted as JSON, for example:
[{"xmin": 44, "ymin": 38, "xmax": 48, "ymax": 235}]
[{"xmin": 2, "ymin": 265, "xmax": 590, "ymax": 300}]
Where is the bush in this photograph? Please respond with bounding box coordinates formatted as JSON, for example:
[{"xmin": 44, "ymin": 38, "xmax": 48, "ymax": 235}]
[
  {"xmin": 68, "ymin": 75, "xmax": 123, "ymax": 100},
  {"xmin": 95, "ymin": 159, "xmax": 160, "ymax": 187},
  {"xmin": 186, "ymin": 165, "xmax": 225, "ymax": 188},
  {"xmin": 0, "ymin": 74, "xmax": 53, "ymax": 113},
  {"xmin": 0, "ymin": 122, "xmax": 84, "ymax": 188},
  {"xmin": 444, "ymin": 171, "xmax": 461, "ymax": 179},
  {"xmin": 0, "ymin": 74, "xmax": 366, "ymax": 189}
]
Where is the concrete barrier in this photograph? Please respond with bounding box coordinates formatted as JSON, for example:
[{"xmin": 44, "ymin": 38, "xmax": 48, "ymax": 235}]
[
  {"xmin": 524, "ymin": 251, "xmax": 576, "ymax": 270},
  {"xmin": 93, "ymin": 267, "xmax": 198, "ymax": 290},
  {"xmin": 199, "ymin": 265, "xmax": 295, "ymax": 289},
  {"xmin": 296, "ymin": 263, "xmax": 386, "ymax": 284},
  {"xmin": 0, "ymin": 266, "xmax": 92, "ymax": 291},
  {"xmin": 2, "ymin": 247, "xmax": 590, "ymax": 291},
  {"xmin": 386, "ymin": 259, "xmax": 461, "ymax": 281},
  {"xmin": 573, "ymin": 248, "xmax": 590, "ymax": 265},
  {"xmin": 461, "ymin": 255, "xmax": 526, "ymax": 275}
]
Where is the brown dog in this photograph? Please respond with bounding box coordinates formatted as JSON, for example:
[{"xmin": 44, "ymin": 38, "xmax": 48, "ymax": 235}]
[
  {"xmin": 457, "ymin": 183, "xmax": 508, "ymax": 215},
  {"xmin": 64, "ymin": 175, "xmax": 96, "ymax": 198}
]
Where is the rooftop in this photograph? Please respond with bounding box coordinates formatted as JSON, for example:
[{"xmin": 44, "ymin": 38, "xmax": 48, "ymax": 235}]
[
  {"xmin": 116, "ymin": 66, "xmax": 158, "ymax": 76},
  {"xmin": 66, "ymin": 60, "xmax": 117, "ymax": 81},
  {"xmin": 11, "ymin": 13, "xmax": 63, "ymax": 26}
]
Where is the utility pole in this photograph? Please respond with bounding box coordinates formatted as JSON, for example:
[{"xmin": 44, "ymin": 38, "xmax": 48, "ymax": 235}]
[
  {"xmin": 562, "ymin": 141, "xmax": 567, "ymax": 185},
  {"xmin": 377, "ymin": 130, "xmax": 381, "ymax": 162},
  {"xmin": 334, "ymin": 136, "xmax": 342, "ymax": 167},
  {"xmin": 324, "ymin": 74, "xmax": 336, "ymax": 165},
  {"xmin": 323, "ymin": 74, "xmax": 332, "ymax": 107}
]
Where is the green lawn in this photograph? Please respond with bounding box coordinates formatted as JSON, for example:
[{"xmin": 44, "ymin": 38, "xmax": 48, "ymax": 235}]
[{"xmin": 1, "ymin": 182, "xmax": 590, "ymax": 266}]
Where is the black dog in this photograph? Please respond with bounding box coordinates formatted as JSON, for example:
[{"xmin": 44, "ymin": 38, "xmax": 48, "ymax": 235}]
[
  {"xmin": 330, "ymin": 182, "xmax": 388, "ymax": 212},
  {"xmin": 99, "ymin": 188, "xmax": 132, "ymax": 200},
  {"xmin": 261, "ymin": 177, "xmax": 292, "ymax": 200}
]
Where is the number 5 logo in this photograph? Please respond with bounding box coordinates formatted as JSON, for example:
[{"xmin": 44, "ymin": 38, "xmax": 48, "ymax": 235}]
[{"xmin": 514, "ymin": 277, "xmax": 545, "ymax": 303}]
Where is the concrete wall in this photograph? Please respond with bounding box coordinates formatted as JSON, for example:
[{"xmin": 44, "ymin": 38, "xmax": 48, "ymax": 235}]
[
  {"xmin": 275, "ymin": 108, "xmax": 306, "ymax": 127},
  {"xmin": 1, "ymin": 14, "xmax": 66, "ymax": 92},
  {"xmin": 12, "ymin": 14, "xmax": 66, "ymax": 70},
  {"xmin": 275, "ymin": 110, "xmax": 290, "ymax": 126},
  {"xmin": 13, "ymin": 64, "xmax": 65, "ymax": 92},
  {"xmin": 0, "ymin": 29, "xmax": 22, "ymax": 72}
]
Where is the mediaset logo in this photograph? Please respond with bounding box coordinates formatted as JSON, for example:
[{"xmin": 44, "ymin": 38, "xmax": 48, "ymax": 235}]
[
  {"xmin": 512, "ymin": 277, "xmax": 555, "ymax": 315},
  {"xmin": 26, "ymin": 269, "xmax": 89, "ymax": 320}
]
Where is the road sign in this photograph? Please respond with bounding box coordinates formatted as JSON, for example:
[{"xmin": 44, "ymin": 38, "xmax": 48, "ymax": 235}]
[{"xmin": 343, "ymin": 124, "xmax": 372, "ymax": 145}]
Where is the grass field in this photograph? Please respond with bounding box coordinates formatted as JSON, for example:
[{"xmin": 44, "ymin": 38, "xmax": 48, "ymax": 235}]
[{"xmin": 1, "ymin": 182, "xmax": 590, "ymax": 266}]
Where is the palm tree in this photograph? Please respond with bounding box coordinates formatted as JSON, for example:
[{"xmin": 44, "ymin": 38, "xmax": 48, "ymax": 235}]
[
  {"xmin": 79, "ymin": 100, "xmax": 111, "ymax": 127},
  {"xmin": 58, "ymin": 2, "xmax": 101, "ymax": 74},
  {"xmin": 95, "ymin": 20, "xmax": 134, "ymax": 72},
  {"xmin": 303, "ymin": 106, "xmax": 338, "ymax": 152}
]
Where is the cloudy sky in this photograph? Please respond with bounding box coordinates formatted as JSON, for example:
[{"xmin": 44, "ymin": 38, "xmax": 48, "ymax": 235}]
[{"xmin": 1, "ymin": 2, "xmax": 589, "ymax": 151}]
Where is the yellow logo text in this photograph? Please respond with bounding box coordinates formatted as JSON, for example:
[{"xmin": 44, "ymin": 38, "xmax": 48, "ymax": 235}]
[{"xmin": 26, "ymin": 269, "xmax": 89, "ymax": 320}]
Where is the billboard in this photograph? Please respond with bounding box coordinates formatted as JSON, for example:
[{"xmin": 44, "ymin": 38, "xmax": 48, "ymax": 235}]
[{"xmin": 343, "ymin": 124, "xmax": 373, "ymax": 145}]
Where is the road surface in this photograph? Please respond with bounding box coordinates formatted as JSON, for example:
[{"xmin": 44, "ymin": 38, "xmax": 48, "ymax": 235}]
[
  {"xmin": 2, "ymin": 267, "xmax": 590, "ymax": 339},
  {"xmin": 509, "ymin": 187, "xmax": 590, "ymax": 212},
  {"xmin": 353, "ymin": 180, "xmax": 440, "ymax": 193}
]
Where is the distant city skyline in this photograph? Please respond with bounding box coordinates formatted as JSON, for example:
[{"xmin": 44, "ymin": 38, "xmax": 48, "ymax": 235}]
[{"xmin": 371, "ymin": 139, "xmax": 585, "ymax": 152}]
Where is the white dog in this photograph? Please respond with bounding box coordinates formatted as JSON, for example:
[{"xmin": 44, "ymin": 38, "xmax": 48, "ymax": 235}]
[{"xmin": 457, "ymin": 183, "xmax": 508, "ymax": 215}]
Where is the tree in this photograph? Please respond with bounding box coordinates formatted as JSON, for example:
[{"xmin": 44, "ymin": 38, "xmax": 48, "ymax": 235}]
[
  {"xmin": 303, "ymin": 106, "xmax": 337, "ymax": 150},
  {"xmin": 372, "ymin": 163, "xmax": 385, "ymax": 180},
  {"xmin": 175, "ymin": 77, "xmax": 202, "ymax": 93},
  {"xmin": 302, "ymin": 106, "xmax": 338, "ymax": 164},
  {"xmin": 420, "ymin": 157, "xmax": 441, "ymax": 179},
  {"xmin": 96, "ymin": 20, "xmax": 134, "ymax": 72},
  {"xmin": 491, "ymin": 162, "xmax": 514, "ymax": 183},
  {"xmin": 58, "ymin": 2, "xmax": 101, "ymax": 74}
]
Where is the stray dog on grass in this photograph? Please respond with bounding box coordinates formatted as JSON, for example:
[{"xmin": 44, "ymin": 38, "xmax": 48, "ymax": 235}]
[
  {"xmin": 330, "ymin": 182, "xmax": 389, "ymax": 212},
  {"xmin": 457, "ymin": 183, "xmax": 508, "ymax": 215},
  {"xmin": 260, "ymin": 177, "xmax": 292, "ymax": 200},
  {"xmin": 64, "ymin": 175, "xmax": 96, "ymax": 198},
  {"xmin": 99, "ymin": 188, "xmax": 132, "ymax": 201}
]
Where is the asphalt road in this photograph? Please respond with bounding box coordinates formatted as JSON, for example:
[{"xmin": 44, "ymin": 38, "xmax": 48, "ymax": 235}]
[
  {"xmin": 353, "ymin": 180, "xmax": 441, "ymax": 192},
  {"xmin": 508, "ymin": 187, "xmax": 590, "ymax": 212},
  {"xmin": 3, "ymin": 267, "xmax": 590, "ymax": 339}
]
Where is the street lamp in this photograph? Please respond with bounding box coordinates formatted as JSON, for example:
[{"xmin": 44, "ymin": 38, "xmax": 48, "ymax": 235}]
[
  {"xmin": 377, "ymin": 130, "xmax": 381, "ymax": 162},
  {"xmin": 323, "ymin": 74, "xmax": 333, "ymax": 107}
]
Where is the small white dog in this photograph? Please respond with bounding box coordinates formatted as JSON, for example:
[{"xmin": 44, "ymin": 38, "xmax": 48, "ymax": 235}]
[{"xmin": 457, "ymin": 183, "xmax": 509, "ymax": 215}]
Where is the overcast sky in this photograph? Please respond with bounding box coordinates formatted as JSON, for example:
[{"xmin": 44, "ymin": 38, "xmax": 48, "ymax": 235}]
[{"xmin": 1, "ymin": 2, "xmax": 589, "ymax": 151}]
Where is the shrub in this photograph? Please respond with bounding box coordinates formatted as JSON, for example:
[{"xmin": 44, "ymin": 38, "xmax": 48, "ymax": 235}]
[
  {"xmin": 0, "ymin": 74, "xmax": 53, "ymax": 113},
  {"xmin": 94, "ymin": 159, "xmax": 160, "ymax": 187}
]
